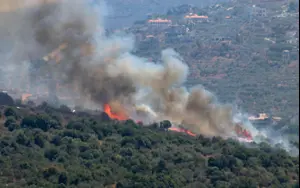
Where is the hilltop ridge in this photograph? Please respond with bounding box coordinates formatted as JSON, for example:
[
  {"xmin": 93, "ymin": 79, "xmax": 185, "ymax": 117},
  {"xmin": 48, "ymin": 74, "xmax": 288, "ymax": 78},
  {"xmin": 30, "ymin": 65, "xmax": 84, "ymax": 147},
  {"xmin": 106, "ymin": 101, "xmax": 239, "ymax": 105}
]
[{"xmin": 0, "ymin": 100, "xmax": 299, "ymax": 187}]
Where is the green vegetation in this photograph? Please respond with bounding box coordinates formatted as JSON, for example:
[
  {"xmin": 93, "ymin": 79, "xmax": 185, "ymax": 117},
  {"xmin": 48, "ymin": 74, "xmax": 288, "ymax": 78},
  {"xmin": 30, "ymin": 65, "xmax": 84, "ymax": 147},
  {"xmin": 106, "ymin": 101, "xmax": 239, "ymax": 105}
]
[
  {"xmin": 0, "ymin": 103, "xmax": 298, "ymax": 188},
  {"xmin": 288, "ymin": 0, "xmax": 298, "ymax": 12},
  {"xmin": 131, "ymin": 1, "xmax": 299, "ymax": 124}
]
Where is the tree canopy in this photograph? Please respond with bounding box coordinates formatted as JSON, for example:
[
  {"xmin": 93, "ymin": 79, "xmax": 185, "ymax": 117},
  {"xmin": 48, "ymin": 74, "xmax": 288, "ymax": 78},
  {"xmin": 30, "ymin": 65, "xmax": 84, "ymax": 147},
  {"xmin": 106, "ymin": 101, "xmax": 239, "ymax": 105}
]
[{"xmin": 0, "ymin": 103, "xmax": 298, "ymax": 188}]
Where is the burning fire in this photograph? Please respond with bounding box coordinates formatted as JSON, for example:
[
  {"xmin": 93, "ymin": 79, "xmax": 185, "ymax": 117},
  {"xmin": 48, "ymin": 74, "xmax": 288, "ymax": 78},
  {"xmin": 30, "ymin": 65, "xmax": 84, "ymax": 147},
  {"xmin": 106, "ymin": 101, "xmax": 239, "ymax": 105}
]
[
  {"xmin": 168, "ymin": 127, "xmax": 197, "ymax": 137},
  {"xmin": 103, "ymin": 103, "xmax": 253, "ymax": 143},
  {"xmin": 235, "ymin": 123, "xmax": 253, "ymax": 141},
  {"xmin": 103, "ymin": 103, "xmax": 128, "ymax": 121},
  {"xmin": 168, "ymin": 124, "xmax": 253, "ymax": 141}
]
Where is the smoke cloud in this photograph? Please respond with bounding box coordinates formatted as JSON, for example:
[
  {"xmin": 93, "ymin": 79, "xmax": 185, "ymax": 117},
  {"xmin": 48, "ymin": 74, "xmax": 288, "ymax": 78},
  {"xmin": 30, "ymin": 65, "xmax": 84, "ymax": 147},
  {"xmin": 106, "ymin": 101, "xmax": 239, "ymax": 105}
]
[{"xmin": 0, "ymin": 0, "xmax": 251, "ymax": 138}]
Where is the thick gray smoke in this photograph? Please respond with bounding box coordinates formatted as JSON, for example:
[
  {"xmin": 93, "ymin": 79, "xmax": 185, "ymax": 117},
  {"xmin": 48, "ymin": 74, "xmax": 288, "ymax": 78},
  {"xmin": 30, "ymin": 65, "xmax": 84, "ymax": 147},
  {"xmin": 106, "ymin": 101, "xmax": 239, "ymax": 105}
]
[{"xmin": 0, "ymin": 0, "xmax": 239, "ymax": 137}]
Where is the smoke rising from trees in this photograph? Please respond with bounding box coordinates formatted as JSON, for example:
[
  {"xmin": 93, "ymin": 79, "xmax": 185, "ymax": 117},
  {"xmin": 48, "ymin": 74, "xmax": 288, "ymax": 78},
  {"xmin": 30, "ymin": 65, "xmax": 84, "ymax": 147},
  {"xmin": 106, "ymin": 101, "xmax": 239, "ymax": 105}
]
[{"xmin": 0, "ymin": 0, "xmax": 264, "ymax": 139}]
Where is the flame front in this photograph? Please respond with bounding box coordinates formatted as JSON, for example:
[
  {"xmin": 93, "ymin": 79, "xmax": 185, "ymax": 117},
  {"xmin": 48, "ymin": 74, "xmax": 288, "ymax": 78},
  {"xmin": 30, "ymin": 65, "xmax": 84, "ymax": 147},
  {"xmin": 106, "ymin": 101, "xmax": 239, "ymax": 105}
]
[
  {"xmin": 104, "ymin": 103, "xmax": 128, "ymax": 121},
  {"xmin": 235, "ymin": 124, "xmax": 253, "ymax": 140},
  {"xmin": 103, "ymin": 103, "xmax": 253, "ymax": 142},
  {"xmin": 168, "ymin": 127, "xmax": 197, "ymax": 137}
]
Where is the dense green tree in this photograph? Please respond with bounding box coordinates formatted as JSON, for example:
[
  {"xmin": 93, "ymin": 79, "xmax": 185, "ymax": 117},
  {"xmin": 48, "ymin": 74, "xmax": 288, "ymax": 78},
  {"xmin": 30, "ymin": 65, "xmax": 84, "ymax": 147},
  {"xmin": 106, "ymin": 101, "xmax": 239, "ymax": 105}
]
[
  {"xmin": 0, "ymin": 103, "xmax": 298, "ymax": 187},
  {"xmin": 160, "ymin": 120, "xmax": 172, "ymax": 129},
  {"xmin": 4, "ymin": 116, "xmax": 16, "ymax": 127},
  {"xmin": 288, "ymin": 1, "xmax": 297, "ymax": 12},
  {"xmin": 34, "ymin": 131, "xmax": 46, "ymax": 148},
  {"xmin": 4, "ymin": 107, "xmax": 18, "ymax": 119},
  {"xmin": 16, "ymin": 132, "xmax": 30, "ymax": 146},
  {"xmin": 59, "ymin": 105, "xmax": 72, "ymax": 113},
  {"xmin": 21, "ymin": 114, "xmax": 61, "ymax": 131},
  {"xmin": 0, "ymin": 92, "xmax": 14, "ymax": 106},
  {"xmin": 44, "ymin": 148, "xmax": 59, "ymax": 161}
]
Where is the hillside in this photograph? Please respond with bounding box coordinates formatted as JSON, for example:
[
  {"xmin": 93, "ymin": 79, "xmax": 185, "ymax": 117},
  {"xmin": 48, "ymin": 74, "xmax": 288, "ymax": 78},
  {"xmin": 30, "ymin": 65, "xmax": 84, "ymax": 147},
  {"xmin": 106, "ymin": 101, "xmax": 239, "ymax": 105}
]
[
  {"xmin": 0, "ymin": 102, "xmax": 298, "ymax": 188},
  {"xmin": 0, "ymin": 1, "xmax": 298, "ymax": 186},
  {"xmin": 104, "ymin": 0, "xmax": 230, "ymax": 29},
  {"xmin": 128, "ymin": 1, "xmax": 299, "ymax": 124}
]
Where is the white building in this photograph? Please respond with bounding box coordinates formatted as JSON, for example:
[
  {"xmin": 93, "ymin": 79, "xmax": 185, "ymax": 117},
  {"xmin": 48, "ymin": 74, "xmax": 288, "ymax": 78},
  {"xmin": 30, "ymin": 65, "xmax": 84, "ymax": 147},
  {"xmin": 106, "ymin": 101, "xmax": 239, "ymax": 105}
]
[
  {"xmin": 147, "ymin": 18, "xmax": 172, "ymax": 29},
  {"xmin": 184, "ymin": 13, "xmax": 209, "ymax": 24},
  {"xmin": 251, "ymin": 5, "xmax": 267, "ymax": 17}
]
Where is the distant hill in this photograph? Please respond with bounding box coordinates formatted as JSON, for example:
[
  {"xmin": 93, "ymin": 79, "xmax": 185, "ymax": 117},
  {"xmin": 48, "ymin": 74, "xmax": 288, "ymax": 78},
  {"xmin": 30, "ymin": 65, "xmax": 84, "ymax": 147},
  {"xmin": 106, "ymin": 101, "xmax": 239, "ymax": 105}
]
[
  {"xmin": 0, "ymin": 0, "xmax": 228, "ymax": 29},
  {"xmin": 104, "ymin": 0, "xmax": 230, "ymax": 28},
  {"xmin": 129, "ymin": 0, "xmax": 299, "ymax": 122}
]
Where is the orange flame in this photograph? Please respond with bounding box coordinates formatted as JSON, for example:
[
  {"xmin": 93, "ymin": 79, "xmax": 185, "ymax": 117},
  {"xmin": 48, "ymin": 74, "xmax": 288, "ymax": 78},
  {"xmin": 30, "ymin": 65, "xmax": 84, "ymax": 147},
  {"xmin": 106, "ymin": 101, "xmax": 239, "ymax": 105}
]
[
  {"xmin": 103, "ymin": 103, "xmax": 128, "ymax": 121},
  {"xmin": 235, "ymin": 123, "xmax": 253, "ymax": 140},
  {"xmin": 21, "ymin": 93, "xmax": 32, "ymax": 103},
  {"xmin": 168, "ymin": 127, "xmax": 197, "ymax": 137}
]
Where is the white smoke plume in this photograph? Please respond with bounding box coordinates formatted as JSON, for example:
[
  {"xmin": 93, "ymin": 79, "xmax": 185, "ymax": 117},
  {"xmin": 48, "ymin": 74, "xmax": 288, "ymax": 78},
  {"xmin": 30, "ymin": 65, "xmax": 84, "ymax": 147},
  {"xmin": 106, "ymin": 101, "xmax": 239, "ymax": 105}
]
[{"xmin": 232, "ymin": 110, "xmax": 299, "ymax": 156}]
